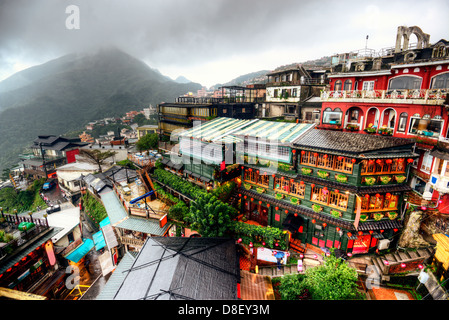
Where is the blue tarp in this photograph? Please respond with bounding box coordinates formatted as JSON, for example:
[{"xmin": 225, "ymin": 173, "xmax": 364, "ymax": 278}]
[
  {"xmin": 65, "ymin": 238, "xmax": 94, "ymax": 263},
  {"xmin": 99, "ymin": 217, "xmax": 111, "ymax": 229},
  {"xmin": 93, "ymin": 230, "xmax": 106, "ymax": 251}
]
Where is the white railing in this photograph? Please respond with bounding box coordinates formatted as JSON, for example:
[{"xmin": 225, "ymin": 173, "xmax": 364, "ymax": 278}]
[{"xmin": 321, "ymin": 89, "xmax": 448, "ymax": 104}]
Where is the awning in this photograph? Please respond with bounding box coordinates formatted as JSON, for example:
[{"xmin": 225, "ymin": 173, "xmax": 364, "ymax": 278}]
[
  {"xmin": 93, "ymin": 231, "xmax": 106, "ymax": 251},
  {"xmin": 430, "ymin": 149, "xmax": 449, "ymax": 161},
  {"xmin": 65, "ymin": 238, "xmax": 94, "ymax": 263},
  {"xmin": 184, "ymin": 170, "xmax": 192, "ymax": 175},
  {"xmin": 199, "ymin": 176, "xmax": 211, "ymax": 183},
  {"xmin": 102, "ymin": 224, "xmax": 119, "ymax": 250},
  {"xmin": 191, "ymin": 173, "xmax": 200, "ymax": 179}
]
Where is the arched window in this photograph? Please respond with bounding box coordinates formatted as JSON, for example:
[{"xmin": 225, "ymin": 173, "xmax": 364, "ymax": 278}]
[
  {"xmin": 343, "ymin": 80, "xmax": 352, "ymax": 91},
  {"xmin": 431, "ymin": 72, "xmax": 449, "ymax": 89},
  {"xmin": 323, "ymin": 108, "xmax": 342, "ymax": 124},
  {"xmin": 397, "ymin": 112, "xmax": 408, "ymax": 132},
  {"xmin": 388, "ymin": 76, "xmax": 422, "ymax": 90},
  {"xmin": 334, "ymin": 80, "xmax": 342, "ymax": 91}
]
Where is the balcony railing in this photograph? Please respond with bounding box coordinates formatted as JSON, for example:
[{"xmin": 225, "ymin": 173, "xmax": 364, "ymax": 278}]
[{"xmin": 321, "ymin": 89, "xmax": 448, "ymax": 104}]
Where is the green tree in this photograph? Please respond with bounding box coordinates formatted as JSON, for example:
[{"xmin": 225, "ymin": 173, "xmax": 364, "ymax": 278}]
[
  {"xmin": 303, "ymin": 250, "xmax": 364, "ymax": 300},
  {"xmin": 188, "ymin": 193, "xmax": 235, "ymax": 237},
  {"xmin": 136, "ymin": 133, "xmax": 158, "ymax": 151},
  {"xmin": 79, "ymin": 149, "xmax": 117, "ymax": 173},
  {"xmin": 279, "ymin": 273, "xmax": 308, "ymax": 300}
]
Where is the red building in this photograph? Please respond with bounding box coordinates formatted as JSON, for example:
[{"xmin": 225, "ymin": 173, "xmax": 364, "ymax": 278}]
[{"xmin": 320, "ymin": 25, "xmax": 449, "ymax": 210}]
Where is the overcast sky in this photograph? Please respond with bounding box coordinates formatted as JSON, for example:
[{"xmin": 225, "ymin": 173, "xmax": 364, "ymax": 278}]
[{"xmin": 1, "ymin": 0, "xmax": 448, "ymax": 88}]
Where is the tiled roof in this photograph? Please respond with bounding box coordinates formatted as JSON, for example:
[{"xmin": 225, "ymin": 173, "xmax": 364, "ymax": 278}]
[
  {"xmin": 293, "ymin": 129, "xmax": 416, "ymax": 154},
  {"xmin": 100, "ymin": 190, "xmax": 128, "ymax": 225},
  {"xmin": 112, "ymin": 237, "xmax": 239, "ymax": 300}
]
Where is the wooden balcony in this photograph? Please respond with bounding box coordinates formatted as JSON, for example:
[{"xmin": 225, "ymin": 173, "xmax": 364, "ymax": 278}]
[{"xmin": 119, "ymin": 235, "xmax": 145, "ymax": 248}]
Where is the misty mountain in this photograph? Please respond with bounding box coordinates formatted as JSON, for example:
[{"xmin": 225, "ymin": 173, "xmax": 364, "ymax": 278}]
[
  {"xmin": 174, "ymin": 76, "xmax": 192, "ymax": 84},
  {"xmin": 212, "ymin": 69, "xmax": 269, "ymax": 89},
  {"xmin": 0, "ymin": 47, "xmax": 202, "ymax": 171}
]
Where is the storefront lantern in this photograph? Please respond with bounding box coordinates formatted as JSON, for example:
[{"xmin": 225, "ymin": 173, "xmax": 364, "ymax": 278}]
[
  {"xmin": 375, "ymin": 193, "xmax": 380, "ymax": 198},
  {"xmin": 275, "ymin": 206, "xmax": 279, "ymax": 210},
  {"xmin": 365, "ymin": 194, "xmax": 370, "ymax": 198},
  {"xmin": 322, "ymin": 223, "xmax": 327, "ymax": 228},
  {"xmin": 323, "ymin": 154, "xmax": 328, "ymax": 159},
  {"xmin": 336, "ymin": 227, "xmax": 340, "ymax": 232},
  {"xmin": 272, "ymin": 174, "xmax": 276, "ymax": 178},
  {"xmin": 393, "ymin": 228, "xmax": 398, "ymax": 232},
  {"xmin": 358, "ymin": 231, "xmax": 363, "ymax": 236},
  {"xmin": 338, "ymin": 156, "xmax": 343, "ymax": 161},
  {"xmin": 311, "ymin": 184, "xmax": 315, "ymax": 188},
  {"xmin": 267, "ymin": 204, "xmax": 270, "ymax": 208},
  {"xmin": 401, "ymin": 263, "xmax": 406, "ymax": 268},
  {"xmin": 351, "ymin": 158, "xmax": 356, "ymax": 163},
  {"xmin": 285, "ymin": 210, "xmax": 288, "ymax": 214},
  {"xmin": 301, "ymin": 150, "xmax": 306, "ymax": 155},
  {"xmin": 407, "ymin": 158, "xmax": 414, "ymax": 163},
  {"xmin": 386, "ymin": 159, "xmax": 393, "ymax": 164},
  {"xmin": 313, "ymin": 153, "xmax": 318, "ymax": 157},
  {"xmin": 380, "ymin": 229, "xmax": 384, "ymax": 233},
  {"xmin": 294, "ymin": 213, "xmax": 298, "ymax": 217},
  {"xmin": 258, "ymin": 201, "xmax": 262, "ymax": 205},
  {"xmin": 369, "ymin": 230, "xmax": 373, "ymax": 234},
  {"xmin": 290, "ymin": 179, "xmax": 294, "ymax": 183},
  {"xmin": 335, "ymin": 189, "xmax": 339, "ymax": 193},
  {"xmin": 369, "ymin": 160, "xmax": 374, "ymax": 165},
  {"xmin": 244, "ymin": 195, "xmax": 247, "ymax": 199},
  {"xmin": 347, "ymin": 232, "xmax": 352, "ymax": 237},
  {"xmin": 250, "ymin": 198, "xmax": 254, "ymax": 201},
  {"xmin": 262, "ymin": 242, "xmax": 266, "ymax": 246},
  {"xmin": 249, "ymin": 168, "xmax": 253, "ymax": 172},
  {"xmin": 312, "ymin": 219, "xmax": 316, "ymax": 224},
  {"xmin": 300, "ymin": 181, "xmax": 304, "ymax": 185},
  {"xmin": 238, "ymin": 194, "xmax": 242, "ymax": 197},
  {"xmin": 292, "ymin": 149, "xmax": 296, "ymax": 154},
  {"xmin": 386, "ymin": 193, "xmax": 391, "ymax": 198}
]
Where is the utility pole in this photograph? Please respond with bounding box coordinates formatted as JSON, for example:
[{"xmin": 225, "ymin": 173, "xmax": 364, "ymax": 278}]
[{"xmin": 39, "ymin": 143, "xmax": 48, "ymax": 180}]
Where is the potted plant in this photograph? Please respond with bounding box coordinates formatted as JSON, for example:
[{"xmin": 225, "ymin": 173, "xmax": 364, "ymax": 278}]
[
  {"xmin": 373, "ymin": 213, "xmax": 384, "ymax": 221},
  {"xmin": 335, "ymin": 174, "xmax": 348, "ymax": 183},
  {"xmin": 256, "ymin": 187, "xmax": 265, "ymax": 194},
  {"xmin": 379, "ymin": 176, "xmax": 392, "ymax": 185},
  {"xmin": 330, "ymin": 209, "xmax": 342, "ymax": 218},
  {"xmin": 317, "ymin": 170, "xmax": 329, "ymax": 179},
  {"xmin": 364, "ymin": 177, "xmax": 376, "ymax": 186},
  {"xmin": 395, "ymin": 175, "xmax": 406, "ymax": 183},
  {"xmin": 290, "ymin": 197, "xmax": 300, "ymax": 205},
  {"xmin": 387, "ymin": 212, "xmax": 398, "ymax": 220},
  {"xmin": 359, "ymin": 214, "xmax": 368, "ymax": 222},
  {"xmin": 244, "ymin": 183, "xmax": 252, "ymax": 190},
  {"xmin": 346, "ymin": 124, "xmax": 359, "ymax": 131},
  {"xmin": 364, "ymin": 124, "xmax": 377, "ymax": 134},
  {"xmin": 301, "ymin": 167, "xmax": 312, "ymax": 175},
  {"xmin": 275, "ymin": 193, "xmax": 284, "ymax": 200},
  {"xmin": 312, "ymin": 204, "xmax": 322, "ymax": 213}
]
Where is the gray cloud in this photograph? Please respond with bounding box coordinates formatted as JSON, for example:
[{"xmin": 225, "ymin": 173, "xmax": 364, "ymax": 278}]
[{"xmin": 0, "ymin": 0, "xmax": 448, "ymax": 85}]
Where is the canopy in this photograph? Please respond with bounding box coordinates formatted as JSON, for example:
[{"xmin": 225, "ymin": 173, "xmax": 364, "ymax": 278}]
[
  {"xmin": 92, "ymin": 231, "xmax": 106, "ymax": 251},
  {"xmin": 65, "ymin": 238, "xmax": 94, "ymax": 263}
]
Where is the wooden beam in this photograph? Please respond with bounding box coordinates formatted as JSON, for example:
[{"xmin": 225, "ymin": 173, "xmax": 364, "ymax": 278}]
[{"xmin": 0, "ymin": 287, "xmax": 47, "ymax": 300}]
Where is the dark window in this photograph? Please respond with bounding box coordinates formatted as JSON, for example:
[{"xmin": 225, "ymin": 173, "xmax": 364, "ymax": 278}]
[
  {"xmin": 343, "ymin": 80, "xmax": 352, "ymax": 91},
  {"xmin": 322, "ymin": 107, "xmax": 342, "ymax": 124},
  {"xmin": 334, "ymin": 80, "xmax": 342, "ymax": 91},
  {"xmin": 388, "ymin": 76, "xmax": 422, "ymax": 90},
  {"xmin": 397, "ymin": 112, "xmax": 408, "ymax": 132},
  {"xmin": 431, "ymin": 73, "xmax": 449, "ymax": 89}
]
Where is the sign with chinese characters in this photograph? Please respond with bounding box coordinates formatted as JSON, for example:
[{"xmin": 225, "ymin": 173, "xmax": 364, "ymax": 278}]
[{"xmin": 257, "ymin": 247, "xmax": 288, "ymax": 264}]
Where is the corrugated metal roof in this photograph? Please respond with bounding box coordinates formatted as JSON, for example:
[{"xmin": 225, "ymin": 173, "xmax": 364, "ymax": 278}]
[
  {"xmin": 96, "ymin": 252, "xmax": 137, "ymax": 300},
  {"xmin": 114, "ymin": 216, "xmax": 170, "ymax": 236},
  {"xmin": 100, "ymin": 190, "xmax": 128, "ymax": 225}
]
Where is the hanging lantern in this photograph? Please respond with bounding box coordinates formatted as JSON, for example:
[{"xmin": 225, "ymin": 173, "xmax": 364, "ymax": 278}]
[
  {"xmin": 386, "ymin": 193, "xmax": 391, "ymax": 198},
  {"xmin": 267, "ymin": 204, "xmax": 270, "ymax": 208},
  {"xmin": 398, "ymin": 158, "xmax": 404, "ymax": 163},
  {"xmin": 351, "ymin": 158, "xmax": 356, "ymax": 163},
  {"xmin": 418, "ymin": 264, "xmax": 424, "ymax": 269},
  {"xmin": 249, "ymin": 168, "xmax": 253, "ymax": 172},
  {"xmin": 281, "ymin": 177, "xmax": 284, "ymax": 180},
  {"xmin": 336, "ymin": 227, "xmax": 340, "ymax": 232},
  {"xmin": 375, "ymin": 193, "xmax": 380, "ymax": 198},
  {"xmin": 256, "ymin": 170, "xmax": 259, "ymax": 174},
  {"xmin": 383, "ymin": 260, "xmax": 390, "ymax": 266},
  {"xmin": 238, "ymin": 238, "xmax": 242, "ymax": 243},
  {"xmin": 258, "ymin": 201, "xmax": 262, "ymax": 205},
  {"xmin": 358, "ymin": 231, "xmax": 363, "ymax": 236},
  {"xmin": 323, "ymin": 187, "xmax": 328, "ymax": 191},
  {"xmin": 365, "ymin": 194, "xmax": 370, "ymax": 198},
  {"xmin": 401, "ymin": 263, "xmax": 406, "ymax": 268},
  {"xmin": 238, "ymin": 193, "xmax": 242, "ymax": 197},
  {"xmin": 347, "ymin": 232, "xmax": 352, "ymax": 237},
  {"xmin": 294, "ymin": 213, "xmax": 298, "ymax": 217},
  {"xmin": 335, "ymin": 189, "xmax": 339, "ymax": 193},
  {"xmin": 290, "ymin": 179, "xmax": 294, "ymax": 183},
  {"xmin": 386, "ymin": 159, "xmax": 393, "ymax": 164},
  {"xmin": 323, "ymin": 154, "xmax": 328, "ymax": 159},
  {"xmin": 338, "ymin": 156, "xmax": 343, "ymax": 161},
  {"xmin": 312, "ymin": 219, "xmax": 316, "ymax": 224},
  {"xmin": 250, "ymin": 198, "xmax": 254, "ymax": 201},
  {"xmin": 262, "ymin": 242, "xmax": 266, "ymax": 246},
  {"xmin": 275, "ymin": 207, "xmax": 279, "ymax": 210},
  {"xmin": 244, "ymin": 195, "xmax": 247, "ymax": 199},
  {"xmin": 292, "ymin": 149, "xmax": 296, "ymax": 154},
  {"xmin": 285, "ymin": 210, "xmax": 288, "ymax": 214},
  {"xmin": 376, "ymin": 159, "xmax": 383, "ymax": 165},
  {"xmin": 393, "ymin": 228, "xmax": 398, "ymax": 232},
  {"xmin": 272, "ymin": 174, "xmax": 276, "ymax": 178},
  {"xmin": 407, "ymin": 158, "xmax": 414, "ymax": 163},
  {"xmin": 322, "ymin": 223, "xmax": 327, "ymax": 228},
  {"xmin": 380, "ymin": 229, "xmax": 384, "ymax": 233},
  {"xmin": 275, "ymin": 242, "xmax": 279, "ymax": 247},
  {"xmin": 369, "ymin": 230, "xmax": 373, "ymax": 234},
  {"xmin": 369, "ymin": 160, "xmax": 374, "ymax": 164},
  {"xmin": 313, "ymin": 152, "xmax": 318, "ymax": 157},
  {"xmin": 300, "ymin": 181, "xmax": 304, "ymax": 185},
  {"xmin": 301, "ymin": 150, "xmax": 306, "ymax": 155},
  {"xmin": 311, "ymin": 184, "xmax": 315, "ymax": 188}
]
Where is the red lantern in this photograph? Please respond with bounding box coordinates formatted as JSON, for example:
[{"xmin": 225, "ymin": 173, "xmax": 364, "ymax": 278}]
[
  {"xmin": 250, "ymin": 198, "xmax": 254, "ymax": 201},
  {"xmin": 375, "ymin": 193, "xmax": 380, "ymax": 198},
  {"xmin": 290, "ymin": 179, "xmax": 294, "ymax": 183},
  {"xmin": 294, "ymin": 213, "xmax": 298, "ymax": 217},
  {"xmin": 358, "ymin": 231, "xmax": 363, "ymax": 236},
  {"xmin": 322, "ymin": 223, "xmax": 327, "ymax": 228},
  {"xmin": 301, "ymin": 150, "xmax": 306, "ymax": 155},
  {"xmin": 347, "ymin": 232, "xmax": 352, "ymax": 237},
  {"xmin": 369, "ymin": 230, "xmax": 373, "ymax": 234},
  {"xmin": 249, "ymin": 168, "xmax": 252, "ymax": 172},
  {"xmin": 323, "ymin": 154, "xmax": 328, "ymax": 159},
  {"xmin": 256, "ymin": 170, "xmax": 259, "ymax": 174},
  {"xmin": 380, "ymin": 229, "xmax": 384, "ymax": 233},
  {"xmin": 267, "ymin": 204, "xmax": 270, "ymax": 208},
  {"xmin": 335, "ymin": 189, "xmax": 339, "ymax": 193},
  {"xmin": 398, "ymin": 158, "xmax": 404, "ymax": 163},
  {"xmin": 386, "ymin": 159, "xmax": 393, "ymax": 164},
  {"xmin": 365, "ymin": 194, "xmax": 370, "ymax": 198},
  {"xmin": 300, "ymin": 181, "xmax": 304, "ymax": 185},
  {"xmin": 272, "ymin": 174, "xmax": 275, "ymax": 178},
  {"xmin": 407, "ymin": 158, "xmax": 414, "ymax": 163},
  {"xmin": 262, "ymin": 242, "xmax": 266, "ymax": 246},
  {"xmin": 275, "ymin": 207, "xmax": 279, "ymax": 210},
  {"xmin": 386, "ymin": 193, "xmax": 391, "ymax": 198},
  {"xmin": 311, "ymin": 184, "xmax": 315, "ymax": 188},
  {"xmin": 292, "ymin": 149, "xmax": 296, "ymax": 154},
  {"xmin": 351, "ymin": 158, "xmax": 356, "ymax": 163},
  {"xmin": 258, "ymin": 201, "xmax": 262, "ymax": 205},
  {"xmin": 275, "ymin": 242, "xmax": 279, "ymax": 247},
  {"xmin": 393, "ymin": 228, "xmax": 398, "ymax": 232},
  {"xmin": 238, "ymin": 194, "xmax": 242, "ymax": 197},
  {"xmin": 312, "ymin": 219, "xmax": 316, "ymax": 224},
  {"xmin": 369, "ymin": 160, "xmax": 374, "ymax": 164},
  {"xmin": 376, "ymin": 159, "xmax": 383, "ymax": 165},
  {"xmin": 323, "ymin": 187, "xmax": 328, "ymax": 191},
  {"xmin": 336, "ymin": 227, "xmax": 340, "ymax": 232},
  {"xmin": 285, "ymin": 210, "xmax": 288, "ymax": 214},
  {"xmin": 313, "ymin": 153, "xmax": 318, "ymax": 157},
  {"xmin": 401, "ymin": 263, "xmax": 406, "ymax": 268},
  {"xmin": 244, "ymin": 195, "xmax": 247, "ymax": 199},
  {"xmin": 338, "ymin": 156, "xmax": 343, "ymax": 161}
]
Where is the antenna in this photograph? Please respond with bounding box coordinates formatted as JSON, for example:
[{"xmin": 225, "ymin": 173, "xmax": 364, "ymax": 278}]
[{"xmin": 365, "ymin": 35, "xmax": 369, "ymax": 51}]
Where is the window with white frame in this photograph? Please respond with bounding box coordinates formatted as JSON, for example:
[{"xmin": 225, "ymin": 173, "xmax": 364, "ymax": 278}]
[
  {"xmin": 421, "ymin": 152, "xmax": 434, "ymax": 172},
  {"xmin": 322, "ymin": 108, "xmax": 342, "ymax": 124},
  {"xmin": 397, "ymin": 112, "xmax": 408, "ymax": 132},
  {"xmin": 388, "ymin": 76, "xmax": 422, "ymax": 90},
  {"xmin": 362, "ymin": 81, "xmax": 375, "ymax": 91}
]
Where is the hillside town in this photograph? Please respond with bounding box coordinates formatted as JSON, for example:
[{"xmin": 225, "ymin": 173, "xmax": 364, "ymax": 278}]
[{"xmin": 1, "ymin": 25, "xmax": 449, "ymax": 304}]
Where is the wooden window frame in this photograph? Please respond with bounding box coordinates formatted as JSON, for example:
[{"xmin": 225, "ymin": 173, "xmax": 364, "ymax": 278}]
[
  {"xmin": 300, "ymin": 151, "xmax": 353, "ymax": 174},
  {"xmin": 360, "ymin": 194, "xmax": 399, "ymax": 212},
  {"xmin": 361, "ymin": 159, "xmax": 406, "ymax": 175}
]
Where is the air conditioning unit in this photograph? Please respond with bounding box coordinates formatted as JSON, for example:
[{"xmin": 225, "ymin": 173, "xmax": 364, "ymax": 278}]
[{"xmin": 377, "ymin": 239, "xmax": 391, "ymax": 250}]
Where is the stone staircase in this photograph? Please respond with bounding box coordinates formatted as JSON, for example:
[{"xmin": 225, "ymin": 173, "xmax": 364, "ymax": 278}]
[
  {"xmin": 289, "ymin": 238, "xmax": 306, "ymax": 254},
  {"xmin": 258, "ymin": 264, "xmax": 303, "ymax": 277}
]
